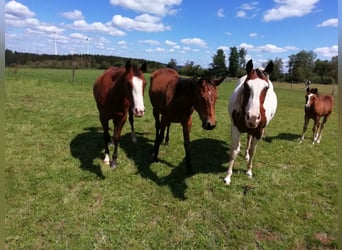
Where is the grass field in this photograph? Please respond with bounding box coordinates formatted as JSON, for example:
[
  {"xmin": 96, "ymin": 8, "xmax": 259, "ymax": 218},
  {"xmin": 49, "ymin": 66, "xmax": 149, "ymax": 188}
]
[{"xmin": 5, "ymin": 68, "xmax": 338, "ymax": 249}]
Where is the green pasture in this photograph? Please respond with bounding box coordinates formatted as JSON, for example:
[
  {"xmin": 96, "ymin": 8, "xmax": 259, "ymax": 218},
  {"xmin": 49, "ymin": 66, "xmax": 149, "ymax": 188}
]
[{"xmin": 5, "ymin": 68, "xmax": 338, "ymax": 249}]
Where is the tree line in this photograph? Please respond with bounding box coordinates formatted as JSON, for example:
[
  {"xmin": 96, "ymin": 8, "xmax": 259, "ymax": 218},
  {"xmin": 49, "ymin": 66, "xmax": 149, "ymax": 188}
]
[
  {"xmin": 5, "ymin": 49, "xmax": 165, "ymax": 73},
  {"xmin": 168, "ymin": 47, "xmax": 337, "ymax": 84},
  {"xmin": 6, "ymin": 48, "xmax": 337, "ymax": 84}
]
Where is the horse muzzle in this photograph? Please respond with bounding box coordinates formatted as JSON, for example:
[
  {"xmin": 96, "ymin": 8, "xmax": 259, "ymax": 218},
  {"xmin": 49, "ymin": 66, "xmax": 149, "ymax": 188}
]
[
  {"xmin": 202, "ymin": 121, "xmax": 216, "ymax": 130},
  {"xmin": 133, "ymin": 108, "xmax": 145, "ymax": 117}
]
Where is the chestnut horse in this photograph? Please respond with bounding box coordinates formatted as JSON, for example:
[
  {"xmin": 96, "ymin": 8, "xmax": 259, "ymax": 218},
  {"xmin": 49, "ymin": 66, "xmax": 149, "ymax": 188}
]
[
  {"xmin": 93, "ymin": 60, "xmax": 147, "ymax": 168},
  {"xmin": 299, "ymin": 87, "xmax": 333, "ymax": 144},
  {"xmin": 149, "ymin": 68, "xmax": 225, "ymax": 175},
  {"xmin": 224, "ymin": 60, "xmax": 277, "ymax": 185}
]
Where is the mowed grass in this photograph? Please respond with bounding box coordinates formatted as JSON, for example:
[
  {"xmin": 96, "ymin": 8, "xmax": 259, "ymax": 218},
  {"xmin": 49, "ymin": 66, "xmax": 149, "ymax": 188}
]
[{"xmin": 5, "ymin": 68, "xmax": 338, "ymax": 249}]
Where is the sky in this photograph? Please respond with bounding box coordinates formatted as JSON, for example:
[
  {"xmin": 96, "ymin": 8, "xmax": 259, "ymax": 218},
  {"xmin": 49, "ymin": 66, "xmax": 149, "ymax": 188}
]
[{"xmin": 5, "ymin": 0, "xmax": 338, "ymax": 68}]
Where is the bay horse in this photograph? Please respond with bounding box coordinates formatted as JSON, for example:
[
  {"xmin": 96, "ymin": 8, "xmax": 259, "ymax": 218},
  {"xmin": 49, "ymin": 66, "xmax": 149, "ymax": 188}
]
[
  {"xmin": 93, "ymin": 60, "xmax": 147, "ymax": 168},
  {"xmin": 224, "ymin": 59, "xmax": 277, "ymax": 185},
  {"xmin": 299, "ymin": 87, "xmax": 333, "ymax": 144},
  {"xmin": 149, "ymin": 68, "xmax": 225, "ymax": 175}
]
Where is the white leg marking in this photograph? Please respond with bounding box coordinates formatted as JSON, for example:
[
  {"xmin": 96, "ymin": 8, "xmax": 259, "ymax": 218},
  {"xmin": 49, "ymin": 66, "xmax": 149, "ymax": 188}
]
[{"xmin": 104, "ymin": 154, "xmax": 110, "ymax": 165}]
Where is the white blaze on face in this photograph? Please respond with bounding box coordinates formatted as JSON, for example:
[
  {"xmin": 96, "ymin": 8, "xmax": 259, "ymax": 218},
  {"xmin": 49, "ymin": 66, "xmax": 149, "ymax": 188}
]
[
  {"xmin": 131, "ymin": 76, "xmax": 145, "ymax": 116},
  {"xmin": 305, "ymin": 93, "xmax": 313, "ymax": 108},
  {"xmin": 245, "ymin": 79, "xmax": 267, "ymax": 125}
]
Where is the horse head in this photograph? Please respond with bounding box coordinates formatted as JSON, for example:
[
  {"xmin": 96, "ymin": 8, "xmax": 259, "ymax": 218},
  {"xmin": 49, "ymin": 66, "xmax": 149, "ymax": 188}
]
[
  {"xmin": 242, "ymin": 59, "xmax": 273, "ymax": 129},
  {"xmin": 125, "ymin": 60, "xmax": 147, "ymax": 117},
  {"xmin": 194, "ymin": 76, "xmax": 225, "ymax": 130},
  {"xmin": 305, "ymin": 87, "xmax": 318, "ymax": 110}
]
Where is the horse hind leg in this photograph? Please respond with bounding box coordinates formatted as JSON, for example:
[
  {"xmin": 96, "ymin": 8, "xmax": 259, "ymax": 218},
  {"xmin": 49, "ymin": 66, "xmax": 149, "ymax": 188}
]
[
  {"xmin": 128, "ymin": 108, "xmax": 137, "ymax": 143},
  {"xmin": 312, "ymin": 119, "xmax": 320, "ymax": 144},
  {"xmin": 316, "ymin": 116, "xmax": 328, "ymax": 144}
]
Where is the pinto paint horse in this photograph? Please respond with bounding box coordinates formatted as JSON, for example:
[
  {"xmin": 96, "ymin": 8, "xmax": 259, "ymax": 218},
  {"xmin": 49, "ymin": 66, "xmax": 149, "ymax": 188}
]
[
  {"xmin": 299, "ymin": 87, "xmax": 333, "ymax": 144},
  {"xmin": 149, "ymin": 68, "xmax": 225, "ymax": 175},
  {"xmin": 224, "ymin": 59, "xmax": 277, "ymax": 185},
  {"xmin": 93, "ymin": 60, "xmax": 147, "ymax": 168}
]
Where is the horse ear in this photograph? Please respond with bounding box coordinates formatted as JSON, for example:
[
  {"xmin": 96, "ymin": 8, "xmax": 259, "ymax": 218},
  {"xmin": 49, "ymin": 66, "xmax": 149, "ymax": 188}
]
[
  {"xmin": 313, "ymin": 88, "xmax": 318, "ymax": 94},
  {"xmin": 264, "ymin": 60, "xmax": 273, "ymax": 75},
  {"xmin": 214, "ymin": 77, "xmax": 225, "ymax": 86},
  {"xmin": 140, "ymin": 62, "xmax": 147, "ymax": 73},
  {"xmin": 125, "ymin": 59, "xmax": 132, "ymax": 72},
  {"xmin": 246, "ymin": 59, "xmax": 253, "ymax": 74}
]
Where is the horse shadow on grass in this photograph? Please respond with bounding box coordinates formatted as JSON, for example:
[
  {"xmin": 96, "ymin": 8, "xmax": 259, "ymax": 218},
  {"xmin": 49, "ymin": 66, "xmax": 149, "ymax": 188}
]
[
  {"xmin": 263, "ymin": 132, "xmax": 300, "ymax": 143},
  {"xmin": 120, "ymin": 133, "xmax": 228, "ymax": 200},
  {"xmin": 70, "ymin": 127, "xmax": 105, "ymax": 179}
]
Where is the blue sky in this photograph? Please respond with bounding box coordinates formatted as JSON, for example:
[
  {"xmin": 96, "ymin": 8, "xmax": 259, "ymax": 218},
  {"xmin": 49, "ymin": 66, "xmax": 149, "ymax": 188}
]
[{"xmin": 5, "ymin": 0, "xmax": 338, "ymax": 68}]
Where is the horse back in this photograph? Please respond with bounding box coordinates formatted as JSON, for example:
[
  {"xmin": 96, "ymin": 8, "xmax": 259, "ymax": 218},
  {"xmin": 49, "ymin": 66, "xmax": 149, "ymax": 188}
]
[{"xmin": 149, "ymin": 68, "xmax": 180, "ymax": 112}]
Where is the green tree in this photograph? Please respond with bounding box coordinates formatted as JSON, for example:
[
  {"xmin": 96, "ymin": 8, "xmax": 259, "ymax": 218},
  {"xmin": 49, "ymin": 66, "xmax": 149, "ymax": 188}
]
[
  {"xmin": 288, "ymin": 50, "xmax": 316, "ymax": 82},
  {"xmin": 167, "ymin": 58, "xmax": 177, "ymax": 69},
  {"xmin": 268, "ymin": 57, "xmax": 283, "ymax": 81},
  {"xmin": 209, "ymin": 49, "xmax": 227, "ymax": 76},
  {"xmin": 228, "ymin": 47, "xmax": 239, "ymax": 77}
]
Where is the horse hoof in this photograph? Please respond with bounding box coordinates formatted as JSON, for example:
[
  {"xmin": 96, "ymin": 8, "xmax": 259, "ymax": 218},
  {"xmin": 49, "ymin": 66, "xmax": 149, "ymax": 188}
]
[
  {"xmin": 223, "ymin": 177, "xmax": 231, "ymax": 185},
  {"xmin": 246, "ymin": 171, "xmax": 253, "ymax": 178}
]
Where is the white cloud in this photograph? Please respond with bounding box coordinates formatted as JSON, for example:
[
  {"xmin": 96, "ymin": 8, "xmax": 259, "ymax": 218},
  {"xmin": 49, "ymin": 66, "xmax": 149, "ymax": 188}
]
[
  {"xmin": 314, "ymin": 45, "xmax": 338, "ymax": 58},
  {"xmin": 181, "ymin": 38, "xmax": 207, "ymax": 48},
  {"xmin": 259, "ymin": 44, "xmax": 286, "ymax": 53},
  {"xmin": 239, "ymin": 43, "xmax": 297, "ymax": 53},
  {"xmin": 5, "ymin": 0, "xmax": 35, "ymax": 19},
  {"xmin": 165, "ymin": 40, "xmax": 177, "ymax": 46},
  {"xmin": 236, "ymin": 2, "xmax": 259, "ymax": 18},
  {"xmin": 249, "ymin": 32, "xmax": 257, "ymax": 37},
  {"xmin": 217, "ymin": 8, "xmax": 224, "ymax": 18},
  {"xmin": 110, "ymin": 0, "xmax": 182, "ymax": 16},
  {"xmin": 70, "ymin": 33, "xmax": 88, "ymax": 40},
  {"xmin": 236, "ymin": 10, "xmax": 246, "ymax": 18},
  {"xmin": 317, "ymin": 18, "xmax": 338, "ymax": 27},
  {"xmin": 139, "ymin": 39, "xmax": 160, "ymax": 45},
  {"xmin": 240, "ymin": 2, "xmax": 259, "ymax": 11},
  {"xmin": 117, "ymin": 40, "xmax": 127, "ymax": 45},
  {"xmin": 72, "ymin": 19, "xmax": 125, "ymax": 36},
  {"xmin": 264, "ymin": 0, "xmax": 319, "ymax": 22},
  {"xmin": 61, "ymin": 10, "xmax": 84, "ymax": 20},
  {"xmin": 111, "ymin": 14, "xmax": 170, "ymax": 32}
]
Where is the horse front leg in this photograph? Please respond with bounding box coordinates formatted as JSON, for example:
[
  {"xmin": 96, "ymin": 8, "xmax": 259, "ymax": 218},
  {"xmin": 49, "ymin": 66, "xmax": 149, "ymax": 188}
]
[
  {"xmin": 224, "ymin": 125, "xmax": 241, "ymax": 185},
  {"xmin": 246, "ymin": 137, "xmax": 259, "ymax": 177},
  {"xmin": 245, "ymin": 134, "xmax": 252, "ymax": 161},
  {"xmin": 299, "ymin": 114, "xmax": 309, "ymax": 143},
  {"xmin": 182, "ymin": 118, "xmax": 193, "ymax": 175},
  {"xmin": 312, "ymin": 118, "xmax": 320, "ymax": 144},
  {"xmin": 152, "ymin": 112, "xmax": 166, "ymax": 162},
  {"xmin": 100, "ymin": 116, "xmax": 111, "ymax": 165},
  {"xmin": 128, "ymin": 108, "xmax": 137, "ymax": 143},
  {"xmin": 111, "ymin": 116, "xmax": 126, "ymax": 169},
  {"xmin": 165, "ymin": 123, "xmax": 171, "ymax": 145}
]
